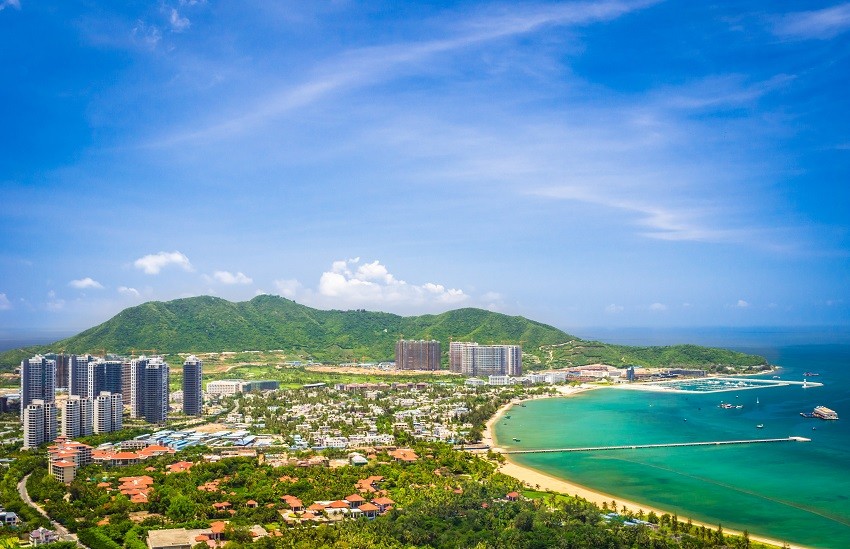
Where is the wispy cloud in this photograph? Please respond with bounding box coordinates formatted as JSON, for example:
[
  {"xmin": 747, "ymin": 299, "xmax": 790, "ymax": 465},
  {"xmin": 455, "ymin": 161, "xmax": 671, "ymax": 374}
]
[
  {"xmin": 273, "ymin": 279, "xmax": 302, "ymax": 298},
  {"xmin": 773, "ymin": 3, "xmax": 850, "ymax": 40},
  {"xmin": 132, "ymin": 20, "xmax": 162, "ymax": 49},
  {"xmin": 212, "ymin": 270, "xmax": 253, "ymax": 285},
  {"xmin": 46, "ymin": 291, "xmax": 65, "ymax": 311},
  {"xmin": 656, "ymin": 74, "xmax": 795, "ymax": 111},
  {"xmin": 118, "ymin": 286, "xmax": 141, "ymax": 297},
  {"xmin": 153, "ymin": 0, "xmax": 656, "ymax": 145},
  {"xmin": 168, "ymin": 8, "xmax": 190, "ymax": 32},
  {"xmin": 134, "ymin": 251, "xmax": 193, "ymax": 274},
  {"xmin": 648, "ymin": 302, "xmax": 667, "ymax": 312},
  {"xmin": 69, "ymin": 277, "xmax": 104, "ymax": 290},
  {"xmin": 0, "ymin": 293, "xmax": 11, "ymax": 310},
  {"xmin": 0, "ymin": 0, "xmax": 20, "ymax": 12},
  {"xmin": 736, "ymin": 299, "xmax": 750, "ymax": 308}
]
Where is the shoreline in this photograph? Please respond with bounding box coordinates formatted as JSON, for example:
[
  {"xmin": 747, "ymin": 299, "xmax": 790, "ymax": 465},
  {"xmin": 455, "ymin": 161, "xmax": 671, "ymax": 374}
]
[{"xmin": 483, "ymin": 386, "xmax": 807, "ymax": 549}]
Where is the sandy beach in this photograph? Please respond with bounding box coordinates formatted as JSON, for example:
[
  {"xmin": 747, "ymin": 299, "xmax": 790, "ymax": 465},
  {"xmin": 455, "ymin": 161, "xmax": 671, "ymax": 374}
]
[{"xmin": 483, "ymin": 386, "xmax": 807, "ymax": 549}]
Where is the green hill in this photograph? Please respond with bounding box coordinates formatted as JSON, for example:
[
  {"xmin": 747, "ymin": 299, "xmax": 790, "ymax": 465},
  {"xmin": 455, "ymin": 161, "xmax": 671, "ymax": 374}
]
[{"xmin": 0, "ymin": 295, "xmax": 767, "ymax": 371}]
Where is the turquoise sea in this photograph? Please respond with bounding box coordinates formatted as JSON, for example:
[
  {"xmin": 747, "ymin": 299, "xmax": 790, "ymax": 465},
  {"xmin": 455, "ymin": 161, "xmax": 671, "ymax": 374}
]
[{"xmin": 494, "ymin": 343, "xmax": 850, "ymax": 548}]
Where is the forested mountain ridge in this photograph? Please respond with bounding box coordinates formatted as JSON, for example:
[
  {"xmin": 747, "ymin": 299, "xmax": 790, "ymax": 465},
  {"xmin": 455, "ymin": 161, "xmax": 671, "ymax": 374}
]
[{"xmin": 0, "ymin": 295, "xmax": 767, "ymax": 371}]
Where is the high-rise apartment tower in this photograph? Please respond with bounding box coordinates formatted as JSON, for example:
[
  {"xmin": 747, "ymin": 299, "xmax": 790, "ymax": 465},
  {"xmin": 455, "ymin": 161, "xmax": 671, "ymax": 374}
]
[
  {"xmin": 395, "ymin": 340, "xmax": 441, "ymax": 371},
  {"xmin": 182, "ymin": 355, "xmax": 203, "ymax": 416}
]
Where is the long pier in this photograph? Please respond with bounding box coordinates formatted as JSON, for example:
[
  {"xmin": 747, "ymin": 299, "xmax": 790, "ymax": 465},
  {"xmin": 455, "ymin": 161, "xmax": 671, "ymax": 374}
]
[{"xmin": 501, "ymin": 437, "xmax": 810, "ymax": 454}]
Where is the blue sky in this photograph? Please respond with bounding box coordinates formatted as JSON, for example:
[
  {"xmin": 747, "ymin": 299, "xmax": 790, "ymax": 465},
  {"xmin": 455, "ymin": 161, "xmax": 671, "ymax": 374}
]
[{"xmin": 1, "ymin": 0, "xmax": 848, "ymax": 335}]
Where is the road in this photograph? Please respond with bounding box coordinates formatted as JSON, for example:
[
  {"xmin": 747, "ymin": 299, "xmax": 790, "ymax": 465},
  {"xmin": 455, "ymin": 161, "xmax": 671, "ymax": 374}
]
[{"xmin": 17, "ymin": 473, "xmax": 87, "ymax": 548}]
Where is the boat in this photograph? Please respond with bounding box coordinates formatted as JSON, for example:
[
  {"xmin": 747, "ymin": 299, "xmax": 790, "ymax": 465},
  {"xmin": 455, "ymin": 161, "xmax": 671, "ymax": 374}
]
[
  {"xmin": 512, "ymin": 438, "xmax": 521, "ymax": 442},
  {"xmin": 813, "ymin": 406, "xmax": 839, "ymax": 420},
  {"xmin": 756, "ymin": 397, "xmax": 760, "ymax": 405},
  {"xmin": 801, "ymin": 407, "xmax": 839, "ymax": 420},
  {"xmin": 756, "ymin": 424, "xmax": 764, "ymax": 429},
  {"xmin": 772, "ymin": 375, "xmax": 780, "ymax": 379},
  {"xmin": 804, "ymin": 372, "xmax": 820, "ymax": 377}
]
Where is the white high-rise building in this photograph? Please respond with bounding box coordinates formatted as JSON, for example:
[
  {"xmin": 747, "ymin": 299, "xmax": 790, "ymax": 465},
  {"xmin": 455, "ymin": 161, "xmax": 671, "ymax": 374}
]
[
  {"xmin": 80, "ymin": 396, "xmax": 93, "ymax": 436},
  {"xmin": 93, "ymin": 391, "xmax": 122, "ymax": 433},
  {"xmin": 61, "ymin": 396, "xmax": 82, "ymax": 438},
  {"xmin": 23, "ymin": 399, "xmax": 56, "ymax": 449},
  {"xmin": 448, "ymin": 342, "xmax": 522, "ymax": 377},
  {"xmin": 61, "ymin": 395, "xmax": 96, "ymax": 438}
]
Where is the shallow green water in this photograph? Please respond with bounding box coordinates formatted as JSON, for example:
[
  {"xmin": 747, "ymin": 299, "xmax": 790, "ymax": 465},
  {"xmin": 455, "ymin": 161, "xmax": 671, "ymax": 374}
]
[{"xmin": 494, "ymin": 345, "xmax": 850, "ymax": 548}]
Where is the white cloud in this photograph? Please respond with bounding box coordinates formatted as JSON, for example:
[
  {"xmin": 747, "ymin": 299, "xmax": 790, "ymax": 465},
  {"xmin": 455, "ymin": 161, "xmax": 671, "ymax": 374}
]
[
  {"xmin": 280, "ymin": 258, "xmax": 472, "ymax": 310},
  {"xmin": 134, "ymin": 251, "xmax": 193, "ymax": 274},
  {"xmin": 318, "ymin": 258, "xmax": 471, "ymax": 307},
  {"xmin": 46, "ymin": 292, "xmax": 65, "ymax": 311},
  {"xmin": 736, "ymin": 299, "xmax": 750, "ymax": 308},
  {"xmin": 648, "ymin": 302, "xmax": 667, "ymax": 312},
  {"xmin": 0, "ymin": 293, "xmax": 11, "ymax": 310},
  {"xmin": 773, "ymin": 3, "xmax": 850, "ymax": 40},
  {"xmin": 0, "ymin": 0, "xmax": 21, "ymax": 11},
  {"xmin": 273, "ymin": 279, "xmax": 302, "ymax": 298},
  {"xmin": 69, "ymin": 277, "xmax": 104, "ymax": 289},
  {"xmin": 118, "ymin": 286, "xmax": 141, "ymax": 297},
  {"xmin": 213, "ymin": 271, "xmax": 253, "ymax": 285},
  {"xmin": 132, "ymin": 20, "xmax": 162, "ymax": 48},
  {"xmin": 169, "ymin": 8, "xmax": 190, "ymax": 32},
  {"xmin": 605, "ymin": 304, "xmax": 624, "ymax": 313}
]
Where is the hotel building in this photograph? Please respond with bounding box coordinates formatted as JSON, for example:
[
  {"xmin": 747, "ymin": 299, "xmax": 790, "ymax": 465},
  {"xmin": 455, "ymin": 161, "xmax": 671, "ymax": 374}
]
[
  {"xmin": 449, "ymin": 342, "xmax": 522, "ymax": 377},
  {"xmin": 395, "ymin": 340, "xmax": 441, "ymax": 371}
]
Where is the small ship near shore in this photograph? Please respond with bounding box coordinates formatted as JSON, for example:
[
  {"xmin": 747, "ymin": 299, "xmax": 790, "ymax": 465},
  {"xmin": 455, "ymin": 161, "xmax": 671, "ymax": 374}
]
[{"xmin": 800, "ymin": 406, "xmax": 839, "ymax": 420}]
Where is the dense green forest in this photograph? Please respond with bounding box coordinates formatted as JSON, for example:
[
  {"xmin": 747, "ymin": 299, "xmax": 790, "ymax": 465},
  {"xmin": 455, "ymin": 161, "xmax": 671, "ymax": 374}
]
[{"xmin": 0, "ymin": 295, "xmax": 768, "ymax": 372}]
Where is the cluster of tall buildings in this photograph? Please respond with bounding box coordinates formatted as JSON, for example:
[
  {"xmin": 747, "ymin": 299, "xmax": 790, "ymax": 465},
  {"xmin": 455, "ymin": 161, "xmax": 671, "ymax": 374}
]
[
  {"xmin": 60, "ymin": 392, "xmax": 122, "ymax": 438},
  {"xmin": 449, "ymin": 342, "xmax": 522, "ymax": 377},
  {"xmin": 393, "ymin": 339, "xmax": 523, "ymax": 377},
  {"xmin": 20, "ymin": 353, "xmax": 204, "ymax": 450}
]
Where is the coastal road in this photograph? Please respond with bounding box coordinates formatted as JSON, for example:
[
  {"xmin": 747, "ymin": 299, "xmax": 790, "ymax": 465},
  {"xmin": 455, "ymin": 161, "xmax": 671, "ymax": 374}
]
[{"xmin": 18, "ymin": 473, "xmax": 87, "ymax": 548}]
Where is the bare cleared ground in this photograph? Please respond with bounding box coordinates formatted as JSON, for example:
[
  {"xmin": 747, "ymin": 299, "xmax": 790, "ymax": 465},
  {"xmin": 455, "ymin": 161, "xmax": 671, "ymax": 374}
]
[{"xmin": 305, "ymin": 365, "xmax": 459, "ymax": 376}]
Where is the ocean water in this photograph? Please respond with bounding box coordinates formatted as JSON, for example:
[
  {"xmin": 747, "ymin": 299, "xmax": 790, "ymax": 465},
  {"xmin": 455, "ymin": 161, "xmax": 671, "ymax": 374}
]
[{"xmin": 494, "ymin": 344, "xmax": 850, "ymax": 548}]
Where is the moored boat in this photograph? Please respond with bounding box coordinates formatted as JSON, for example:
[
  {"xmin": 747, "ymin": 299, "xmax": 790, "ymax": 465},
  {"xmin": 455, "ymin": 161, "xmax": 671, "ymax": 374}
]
[{"xmin": 813, "ymin": 406, "xmax": 839, "ymax": 420}]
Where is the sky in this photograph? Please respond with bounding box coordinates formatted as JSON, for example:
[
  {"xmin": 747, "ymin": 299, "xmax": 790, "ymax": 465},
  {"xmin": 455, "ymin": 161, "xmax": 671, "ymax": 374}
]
[{"xmin": 0, "ymin": 0, "xmax": 849, "ymax": 336}]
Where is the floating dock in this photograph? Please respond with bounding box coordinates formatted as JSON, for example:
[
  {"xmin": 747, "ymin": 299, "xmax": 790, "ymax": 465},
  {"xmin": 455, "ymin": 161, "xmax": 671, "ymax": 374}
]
[{"xmin": 500, "ymin": 437, "xmax": 810, "ymax": 454}]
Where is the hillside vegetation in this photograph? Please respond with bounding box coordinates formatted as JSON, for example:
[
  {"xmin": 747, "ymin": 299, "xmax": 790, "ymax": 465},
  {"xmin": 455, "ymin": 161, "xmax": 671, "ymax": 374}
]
[{"xmin": 0, "ymin": 295, "xmax": 767, "ymax": 371}]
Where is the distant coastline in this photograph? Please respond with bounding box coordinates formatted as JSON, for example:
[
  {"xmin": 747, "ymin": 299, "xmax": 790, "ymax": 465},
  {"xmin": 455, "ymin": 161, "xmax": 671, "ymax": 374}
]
[{"xmin": 483, "ymin": 388, "xmax": 808, "ymax": 549}]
